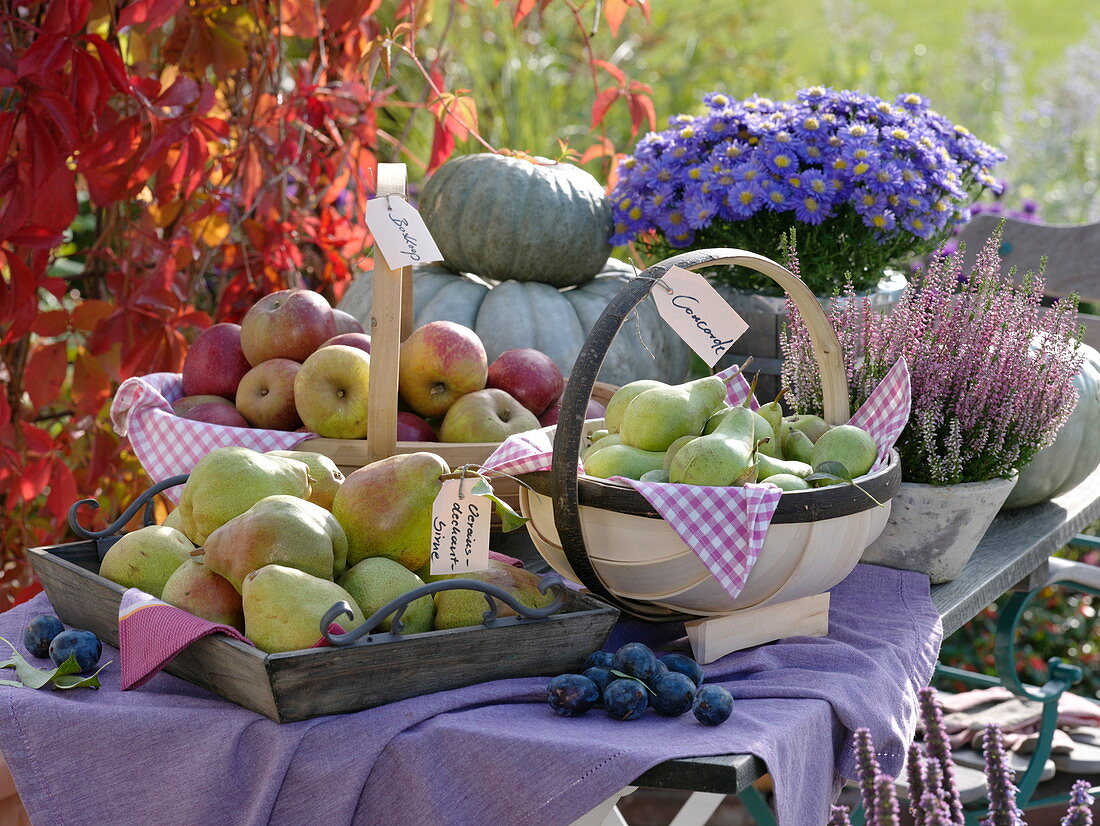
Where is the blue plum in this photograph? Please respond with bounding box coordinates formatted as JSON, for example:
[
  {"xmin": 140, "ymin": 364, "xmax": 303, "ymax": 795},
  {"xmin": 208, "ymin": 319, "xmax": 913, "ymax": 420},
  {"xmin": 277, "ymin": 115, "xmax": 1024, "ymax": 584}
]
[
  {"xmin": 692, "ymin": 684, "xmax": 734, "ymax": 726},
  {"xmin": 583, "ymin": 650, "xmax": 614, "ymax": 670},
  {"xmin": 48, "ymin": 630, "xmax": 102, "ymax": 673},
  {"xmin": 546, "ymin": 674, "xmax": 599, "ymax": 717},
  {"xmin": 603, "ymin": 678, "xmax": 649, "ymax": 721},
  {"xmin": 582, "ymin": 666, "xmax": 614, "ymax": 706},
  {"xmin": 659, "ymin": 652, "xmax": 705, "ymax": 687},
  {"xmin": 611, "ymin": 642, "xmax": 660, "ymax": 683},
  {"xmin": 650, "ymin": 672, "xmax": 696, "ymax": 717},
  {"xmin": 22, "ymin": 615, "xmax": 64, "ymax": 659}
]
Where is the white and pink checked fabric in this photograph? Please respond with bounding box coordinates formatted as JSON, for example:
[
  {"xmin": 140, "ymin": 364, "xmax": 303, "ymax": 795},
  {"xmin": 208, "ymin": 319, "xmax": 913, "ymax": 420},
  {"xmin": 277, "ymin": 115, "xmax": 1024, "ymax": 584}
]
[
  {"xmin": 482, "ymin": 359, "xmax": 910, "ymax": 601},
  {"xmin": 110, "ymin": 373, "xmax": 315, "ymax": 504}
]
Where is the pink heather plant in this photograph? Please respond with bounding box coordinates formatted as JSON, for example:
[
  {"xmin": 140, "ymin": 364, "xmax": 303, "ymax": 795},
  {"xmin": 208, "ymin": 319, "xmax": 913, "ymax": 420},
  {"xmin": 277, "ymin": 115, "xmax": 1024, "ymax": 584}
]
[{"xmin": 781, "ymin": 228, "xmax": 1083, "ymax": 484}]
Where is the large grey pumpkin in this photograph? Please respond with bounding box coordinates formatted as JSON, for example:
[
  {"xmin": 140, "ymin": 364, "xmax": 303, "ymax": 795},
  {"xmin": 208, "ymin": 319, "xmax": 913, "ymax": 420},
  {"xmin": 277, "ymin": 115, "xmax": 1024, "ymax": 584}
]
[
  {"xmin": 417, "ymin": 153, "xmax": 612, "ymax": 287},
  {"xmin": 1002, "ymin": 341, "xmax": 1100, "ymax": 509},
  {"xmin": 339, "ymin": 259, "xmax": 691, "ymax": 387}
]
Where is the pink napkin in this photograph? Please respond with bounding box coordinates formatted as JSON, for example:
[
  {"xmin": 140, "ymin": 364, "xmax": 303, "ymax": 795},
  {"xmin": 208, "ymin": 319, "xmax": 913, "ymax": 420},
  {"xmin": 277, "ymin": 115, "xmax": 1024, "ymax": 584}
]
[
  {"xmin": 118, "ymin": 588, "xmax": 253, "ymax": 690},
  {"xmin": 111, "ymin": 374, "xmax": 315, "ymax": 503},
  {"xmin": 482, "ymin": 360, "xmax": 910, "ymax": 601}
]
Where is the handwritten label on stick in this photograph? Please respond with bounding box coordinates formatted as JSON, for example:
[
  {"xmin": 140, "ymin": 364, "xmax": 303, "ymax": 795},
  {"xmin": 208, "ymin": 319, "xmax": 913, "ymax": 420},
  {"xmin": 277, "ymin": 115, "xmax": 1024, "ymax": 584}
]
[
  {"xmin": 365, "ymin": 195, "xmax": 443, "ymax": 269},
  {"xmin": 430, "ymin": 478, "xmax": 491, "ymax": 576},
  {"xmin": 652, "ymin": 266, "xmax": 750, "ymax": 367}
]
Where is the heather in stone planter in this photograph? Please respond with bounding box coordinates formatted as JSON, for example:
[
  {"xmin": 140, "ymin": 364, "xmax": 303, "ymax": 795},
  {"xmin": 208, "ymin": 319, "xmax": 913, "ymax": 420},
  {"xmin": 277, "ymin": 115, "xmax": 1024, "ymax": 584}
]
[{"xmin": 781, "ymin": 231, "xmax": 1083, "ymax": 580}]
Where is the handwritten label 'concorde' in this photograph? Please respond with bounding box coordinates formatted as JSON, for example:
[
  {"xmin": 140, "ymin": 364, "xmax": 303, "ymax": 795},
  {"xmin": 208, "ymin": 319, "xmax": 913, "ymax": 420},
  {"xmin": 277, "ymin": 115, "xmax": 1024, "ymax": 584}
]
[
  {"xmin": 652, "ymin": 266, "xmax": 750, "ymax": 367},
  {"xmin": 365, "ymin": 196, "xmax": 443, "ymax": 270},
  {"xmin": 429, "ymin": 478, "xmax": 491, "ymax": 576}
]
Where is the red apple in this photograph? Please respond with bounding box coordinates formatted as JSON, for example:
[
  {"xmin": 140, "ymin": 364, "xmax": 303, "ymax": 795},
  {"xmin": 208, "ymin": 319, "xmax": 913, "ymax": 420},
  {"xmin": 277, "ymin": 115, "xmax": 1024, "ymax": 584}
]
[
  {"xmin": 331, "ymin": 308, "xmax": 365, "ymax": 335},
  {"xmin": 486, "ymin": 348, "xmax": 564, "ymax": 416},
  {"xmin": 182, "ymin": 323, "xmax": 251, "ymax": 398},
  {"xmin": 172, "ymin": 394, "xmax": 232, "ymax": 417},
  {"xmin": 396, "ymin": 411, "xmax": 437, "ymax": 442},
  {"xmin": 398, "ymin": 321, "xmax": 487, "ymax": 419},
  {"xmin": 539, "ymin": 396, "xmax": 607, "ymax": 427},
  {"xmin": 180, "ymin": 400, "xmax": 250, "ymax": 428},
  {"xmin": 235, "ymin": 358, "xmax": 302, "ymax": 430},
  {"xmin": 239, "ymin": 289, "xmax": 337, "ymax": 365},
  {"xmin": 321, "ymin": 332, "xmax": 372, "ymax": 355},
  {"xmin": 293, "ymin": 345, "xmax": 372, "ymax": 439},
  {"xmin": 439, "ymin": 388, "xmax": 541, "ymax": 443}
]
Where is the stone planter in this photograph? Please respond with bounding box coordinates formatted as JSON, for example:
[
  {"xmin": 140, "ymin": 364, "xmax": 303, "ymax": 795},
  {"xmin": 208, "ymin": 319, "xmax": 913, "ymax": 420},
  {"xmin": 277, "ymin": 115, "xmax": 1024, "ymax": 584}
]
[
  {"xmin": 859, "ymin": 474, "xmax": 1019, "ymax": 584},
  {"xmin": 712, "ymin": 271, "xmax": 907, "ymax": 403}
]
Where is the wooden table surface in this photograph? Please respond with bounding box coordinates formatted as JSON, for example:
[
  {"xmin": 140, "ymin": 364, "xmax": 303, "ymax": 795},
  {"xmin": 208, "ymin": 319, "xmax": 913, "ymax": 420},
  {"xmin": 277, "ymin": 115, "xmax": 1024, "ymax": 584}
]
[{"xmin": 631, "ymin": 463, "xmax": 1100, "ymax": 795}]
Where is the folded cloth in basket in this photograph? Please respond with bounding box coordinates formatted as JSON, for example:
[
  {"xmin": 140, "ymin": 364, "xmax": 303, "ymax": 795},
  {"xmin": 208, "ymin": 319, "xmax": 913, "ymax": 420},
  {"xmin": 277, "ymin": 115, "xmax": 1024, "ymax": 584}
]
[
  {"xmin": 110, "ymin": 373, "xmax": 315, "ymax": 504},
  {"xmin": 484, "ymin": 360, "xmax": 911, "ymax": 601}
]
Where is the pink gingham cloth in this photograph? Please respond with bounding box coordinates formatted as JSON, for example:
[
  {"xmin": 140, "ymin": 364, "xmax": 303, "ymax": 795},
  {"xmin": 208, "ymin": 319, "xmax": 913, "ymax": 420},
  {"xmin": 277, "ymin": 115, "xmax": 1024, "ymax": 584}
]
[
  {"xmin": 483, "ymin": 359, "xmax": 910, "ymax": 600},
  {"xmin": 110, "ymin": 373, "xmax": 315, "ymax": 504}
]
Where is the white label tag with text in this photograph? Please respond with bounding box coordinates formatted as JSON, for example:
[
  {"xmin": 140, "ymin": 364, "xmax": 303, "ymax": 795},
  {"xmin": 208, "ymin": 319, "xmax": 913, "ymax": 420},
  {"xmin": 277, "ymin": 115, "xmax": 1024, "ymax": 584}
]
[
  {"xmin": 652, "ymin": 266, "xmax": 749, "ymax": 367},
  {"xmin": 429, "ymin": 478, "xmax": 491, "ymax": 576},
  {"xmin": 365, "ymin": 195, "xmax": 443, "ymax": 269}
]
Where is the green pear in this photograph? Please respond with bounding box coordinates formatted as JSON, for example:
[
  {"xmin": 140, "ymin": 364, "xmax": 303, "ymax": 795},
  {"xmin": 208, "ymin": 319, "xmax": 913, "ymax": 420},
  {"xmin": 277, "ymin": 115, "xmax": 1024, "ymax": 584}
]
[
  {"xmin": 756, "ymin": 389, "xmax": 787, "ymax": 443},
  {"xmin": 433, "ymin": 560, "xmax": 556, "ymax": 630},
  {"xmin": 161, "ymin": 559, "xmax": 245, "ymax": 631},
  {"xmin": 663, "ymin": 434, "xmax": 697, "ymax": 472},
  {"xmin": 784, "ymin": 429, "xmax": 816, "ymax": 464},
  {"xmin": 639, "ymin": 468, "xmax": 670, "ymax": 483},
  {"xmin": 178, "ymin": 447, "xmax": 311, "ymax": 545},
  {"xmin": 242, "ymin": 564, "xmax": 364, "ymax": 654},
  {"xmin": 782, "ymin": 414, "xmax": 831, "ymax": 446},
  {"xmin": 584, "ymin": 444, "xmax": 666, "ymax": 480},
  {"xmin": 161, "ymin": 507, "xmax": 190, "ymax": 539},
  {"xmin": 619, "ymin": 376, "xmax": 728, "ymax": 451},
  {"xmin": 766, "ymin": 473, "xmax": 811, "ymax": 491},
  {"xmin": 669, "ymin": 406, "xmax": 756, "ymax": 486},
  {"xmin": 581, "ymin": 433, "xmax": 622, "ymax": 464},
  {"xmin": 201, "ymin": 495, "xmax": 348, "ymax": 592},
  {"xmin": 587, "ymin": 429, "xmax": 610, "ymax": 443},
  {"xmin": 337, "ymin": 558, "xmax": 434, "ymax": 634},
  {"xmin": 99, "ymin": 525, "xmax": 194, "ymax": 598},
  {"xmin": 332, "ymin": 452, "xmax": 449, "ymax": 571},
  {"xmin": 811, "ymin": 424, "xmax": 878, "ymax": 479},
  {"xmin": 266, "ymin": 450, "xmax": 344, "ymax": 511},
  {"xmin": 755, "ymin": 453, "xmax": 813, "ymax": 480},
  {"xmin": 604, "ymin": 380, "xmax": 667, "ymax": 434},
  {"xmin": 706, "ymin": 408, "xmax": 780, "ymax": 457}
]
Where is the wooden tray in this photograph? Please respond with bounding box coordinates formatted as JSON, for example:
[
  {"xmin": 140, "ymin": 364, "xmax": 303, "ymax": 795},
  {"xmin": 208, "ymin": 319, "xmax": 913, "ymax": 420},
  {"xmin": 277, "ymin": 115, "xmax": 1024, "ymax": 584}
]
[{"xmin": 27, "ymin": 539, "xmax": 619, "ymax": 723}]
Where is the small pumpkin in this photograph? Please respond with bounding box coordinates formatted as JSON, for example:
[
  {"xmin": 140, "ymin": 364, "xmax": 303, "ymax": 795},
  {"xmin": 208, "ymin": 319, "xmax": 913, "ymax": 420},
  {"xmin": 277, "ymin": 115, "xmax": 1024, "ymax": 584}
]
[
  {"xmin": 339, "ymin": 259, "xmax": 691, "ymax": 387},
  {"xmin": 417, "ymin": 153, "xmax": 612, "ymax": 288},
  {"xmin": 1002, "ymin": 341, "xmax": 1100, "ymax": 509}
]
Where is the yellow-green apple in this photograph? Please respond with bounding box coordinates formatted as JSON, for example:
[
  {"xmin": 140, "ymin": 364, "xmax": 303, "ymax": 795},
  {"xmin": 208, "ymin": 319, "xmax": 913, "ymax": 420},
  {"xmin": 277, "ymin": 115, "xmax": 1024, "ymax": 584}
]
[
  {"xmin": 181, "ymin": 323, "xmax": 252, "ymax": 398},
  {"xmin": 293, "ymin": 345, "xmax": 371, "ymax": 438},
  {"xmin": 179, "ymin": 399, "xmax": 250, "ymax": 428},
  {"xmin": 236, "ymin": 358, "xmax": 302, "ymax": 431},
  {"xmin": 321, "ymin": 332, "xmax": 371, "ymax": 355},
  {"xmin": 439, "ymin": 388, "xmax": 540, "ymax": 442},
  {"xmin": 331, "ymin": 308, "xmax": 365, "ymax": 335},
  {"xmin": 397, "ymin": 411, "xmax": 436, "ymax": 442},
  {"xmin": 398, "ymin": 321, "xmax": 487, "ymax": 418},
  {"xmin": 539, "ymin": 395, "xmax": 606, "ymax": 427},
  {"xmin": 240, "ymin": 289, "xmax": 337, "ymax": 365},
  {"xmin": 486, "ymin": 348, "xmax": 564, "ymax": 416},
  {"xmin": 331, "ymin": 452, "xmax": 448, "ymax": 571}
]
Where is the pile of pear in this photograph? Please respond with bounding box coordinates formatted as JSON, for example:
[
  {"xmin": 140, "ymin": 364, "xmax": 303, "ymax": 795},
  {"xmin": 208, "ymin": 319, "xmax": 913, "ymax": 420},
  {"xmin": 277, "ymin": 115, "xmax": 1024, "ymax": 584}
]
[
  {"xmin": 582, "ymin": 377, "xmax": 878, "ymax": 491},
  {"xmin": 97, "ymin": 446, "xmax": 554, "ymax": 654}
]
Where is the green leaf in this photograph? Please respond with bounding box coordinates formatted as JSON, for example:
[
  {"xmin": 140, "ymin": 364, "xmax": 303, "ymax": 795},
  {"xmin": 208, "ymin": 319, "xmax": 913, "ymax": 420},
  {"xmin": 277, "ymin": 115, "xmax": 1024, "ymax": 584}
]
[
  {"xmin": 0, "ymin": 639, "xmax": 101, "ymax": 690},
  {"xmin": 814, "ymin": 460, "xmax": 853, "ymax": 481},
  {"xmin": 51, "ymin": 661, "xmax": 110, "ymax": 690},
  {"xmin": 0, "ymin": 679, "xmax": 24, "ymax": 688},
  {"xmin": 609, "ymin": 668, "xmax": 656, "ymax": 694},
  {"xmin": 468, "ymin": 474, "xmax": 529, "ymax": 532}
]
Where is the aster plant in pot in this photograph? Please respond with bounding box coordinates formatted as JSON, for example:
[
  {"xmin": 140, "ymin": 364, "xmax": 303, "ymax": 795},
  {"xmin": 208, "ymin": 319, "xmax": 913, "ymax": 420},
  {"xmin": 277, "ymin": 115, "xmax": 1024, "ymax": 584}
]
[
  {"xmin": 608, "ymin": 86, "xmax": 1006, "ymax": 398},
  {"xmin": 781, "ymin": 231, "xmax": 1083, "ymax": 583}
]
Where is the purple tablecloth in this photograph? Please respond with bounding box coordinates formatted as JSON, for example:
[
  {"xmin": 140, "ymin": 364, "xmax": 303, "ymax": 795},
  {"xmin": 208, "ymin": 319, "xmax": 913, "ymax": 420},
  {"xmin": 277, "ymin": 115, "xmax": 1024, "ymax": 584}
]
[{"xmin": 0, "ymin": 564, "xmax": 941, "ymax": 826}]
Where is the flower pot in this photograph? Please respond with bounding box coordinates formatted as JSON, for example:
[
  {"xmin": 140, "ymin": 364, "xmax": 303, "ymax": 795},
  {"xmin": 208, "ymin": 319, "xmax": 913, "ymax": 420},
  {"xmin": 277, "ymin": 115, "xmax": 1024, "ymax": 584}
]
[
  {"xmin": 859, "ymin": 474, "xmax": 1019, "ymax": 584},
  {"xmin": 712, "ymin": 270, "xmax": 906, "ymax": 403}
]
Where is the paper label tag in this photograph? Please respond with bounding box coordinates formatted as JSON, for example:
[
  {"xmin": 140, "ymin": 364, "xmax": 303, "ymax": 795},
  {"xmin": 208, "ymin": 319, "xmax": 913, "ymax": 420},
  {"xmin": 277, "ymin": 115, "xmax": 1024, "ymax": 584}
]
[
  {"xmin": 365, "ymin": 195, "xmax": 443, "ymax": 269},
  {"xmin": 651, "ymin": 266, "xmax": 750, "ymax": 367},
  {"xmin": 429, "ymin": 478, "xmax": 491, "ymax": 576}
]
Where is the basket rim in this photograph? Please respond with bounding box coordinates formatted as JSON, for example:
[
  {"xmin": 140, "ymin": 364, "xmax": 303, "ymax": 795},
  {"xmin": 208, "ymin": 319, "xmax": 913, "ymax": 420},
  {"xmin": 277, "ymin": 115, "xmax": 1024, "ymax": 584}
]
[{"xmin": 518, "ymin": 447, "xmax": 901, "ymax": 525}]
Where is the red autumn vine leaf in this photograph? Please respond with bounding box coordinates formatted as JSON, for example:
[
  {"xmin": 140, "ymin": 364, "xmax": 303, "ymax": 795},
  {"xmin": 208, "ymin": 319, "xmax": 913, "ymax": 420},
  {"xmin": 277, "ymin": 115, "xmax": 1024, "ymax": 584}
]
[
  {"xmin": 591, "ymin": 87, "xmax": 620, "ymax": 130},
  {"xmin": 15, "ymin": 457, "xmax": 52, "ymax": 505},
  {"xmin": 25, "ymin": 341, "xmax": 69, "ymax": 411},
  {"xmin": 44, "ymin": 460, "xmax": 78, "ymax": 521},
  {"xmin": 118, "ymin": 0, "xmax": 186, "ymax": 30},
  {"xmin": 71, "ymin": 350, "xmax": 113, "ymax": 419}
]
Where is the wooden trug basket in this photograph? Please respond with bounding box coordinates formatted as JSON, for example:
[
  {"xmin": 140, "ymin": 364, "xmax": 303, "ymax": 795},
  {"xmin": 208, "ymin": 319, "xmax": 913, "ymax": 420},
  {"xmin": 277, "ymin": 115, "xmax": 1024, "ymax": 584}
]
[
  {"xmin": 297, "ymin": 163, "xmax": 615, "ymax": 517},
  {"xmin": 516, "ymin": 248, "xmax": 902, "ymax": 663}
]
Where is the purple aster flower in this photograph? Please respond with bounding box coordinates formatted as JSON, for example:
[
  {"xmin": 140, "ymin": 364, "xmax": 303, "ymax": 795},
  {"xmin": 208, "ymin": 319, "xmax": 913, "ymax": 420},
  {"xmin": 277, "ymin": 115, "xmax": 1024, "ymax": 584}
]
[{"xmin": 721, "ymin": 180, "xmax": 765, "ymax": 220}]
